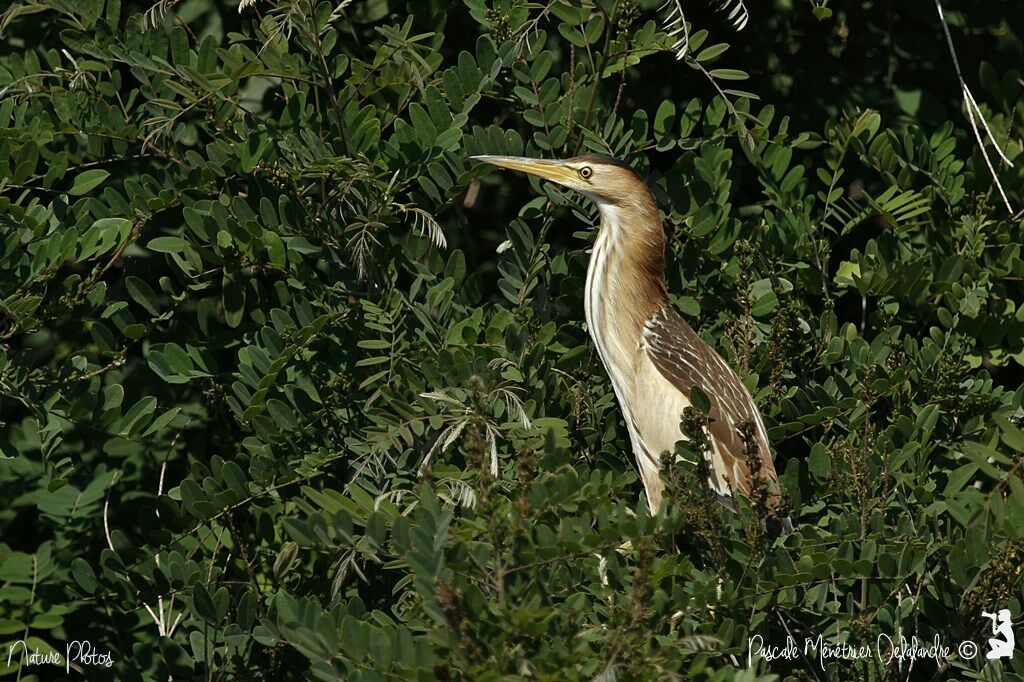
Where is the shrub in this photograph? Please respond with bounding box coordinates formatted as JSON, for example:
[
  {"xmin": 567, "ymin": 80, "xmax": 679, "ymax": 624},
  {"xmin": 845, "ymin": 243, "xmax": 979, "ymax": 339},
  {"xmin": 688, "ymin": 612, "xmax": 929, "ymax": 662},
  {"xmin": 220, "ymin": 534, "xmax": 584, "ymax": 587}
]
[{"xmin": 1, "ymin": 0, "xmax": 1022, "ymax": 679}]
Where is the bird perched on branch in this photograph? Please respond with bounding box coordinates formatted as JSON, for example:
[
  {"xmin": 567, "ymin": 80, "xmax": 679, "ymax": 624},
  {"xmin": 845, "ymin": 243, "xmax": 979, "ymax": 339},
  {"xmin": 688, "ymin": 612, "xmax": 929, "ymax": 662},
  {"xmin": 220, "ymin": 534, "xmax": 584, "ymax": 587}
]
[{"xmin": 473, "ymin": 154, "xmax": 790, "ymax": 531}]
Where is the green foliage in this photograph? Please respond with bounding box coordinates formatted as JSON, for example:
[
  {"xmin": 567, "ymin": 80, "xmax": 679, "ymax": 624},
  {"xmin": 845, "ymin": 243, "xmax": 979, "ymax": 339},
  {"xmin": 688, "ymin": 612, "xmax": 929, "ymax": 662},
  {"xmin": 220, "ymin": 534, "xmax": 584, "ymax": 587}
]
[{"xmin": 1, "ymin": 0, "xmax": 1023, "ymax": 679}]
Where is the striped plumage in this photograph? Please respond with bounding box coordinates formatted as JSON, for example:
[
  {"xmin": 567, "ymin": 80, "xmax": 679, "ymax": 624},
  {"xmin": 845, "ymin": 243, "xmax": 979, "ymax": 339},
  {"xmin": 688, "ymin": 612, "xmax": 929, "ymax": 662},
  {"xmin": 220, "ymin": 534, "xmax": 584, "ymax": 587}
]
[
  {"xmin": 642, "ymin": 303, "xmax": 779, "ymax": 508},
  {"xmin": 473, "ymin": 154, "xmax": 787, "ymax": 526}
]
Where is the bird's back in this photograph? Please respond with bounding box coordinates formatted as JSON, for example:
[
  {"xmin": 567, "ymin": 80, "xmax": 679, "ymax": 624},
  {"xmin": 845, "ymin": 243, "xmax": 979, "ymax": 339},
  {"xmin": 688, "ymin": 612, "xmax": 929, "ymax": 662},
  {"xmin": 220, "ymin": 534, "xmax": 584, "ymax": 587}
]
[{"xmin": 636, "ymin": 303, "xmax": 784, "ymax": 514}]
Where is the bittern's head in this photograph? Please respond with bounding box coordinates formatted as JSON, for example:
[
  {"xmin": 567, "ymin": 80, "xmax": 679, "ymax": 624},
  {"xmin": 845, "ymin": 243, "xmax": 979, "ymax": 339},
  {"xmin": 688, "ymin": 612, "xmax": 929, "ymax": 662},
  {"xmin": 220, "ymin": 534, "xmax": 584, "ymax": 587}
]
[{"xmin": 471, "ymin": 154, "xmax": 644, "ymax": 207}]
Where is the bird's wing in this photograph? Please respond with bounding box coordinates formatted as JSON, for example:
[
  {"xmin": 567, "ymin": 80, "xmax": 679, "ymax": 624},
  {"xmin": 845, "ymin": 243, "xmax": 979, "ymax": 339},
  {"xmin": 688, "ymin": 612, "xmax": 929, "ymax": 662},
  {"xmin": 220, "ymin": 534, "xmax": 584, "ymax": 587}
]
[{"xmin": 641, "ymin": 303, "xmax": 780, "ymax": 502}]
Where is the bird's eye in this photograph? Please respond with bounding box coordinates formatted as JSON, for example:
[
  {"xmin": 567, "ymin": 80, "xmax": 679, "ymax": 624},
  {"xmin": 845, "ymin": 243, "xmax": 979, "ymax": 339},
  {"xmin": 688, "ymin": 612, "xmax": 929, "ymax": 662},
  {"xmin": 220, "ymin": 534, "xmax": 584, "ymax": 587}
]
[{"xmin": 579, "ymin": 166, "xmax": 593, "ymax": 180}]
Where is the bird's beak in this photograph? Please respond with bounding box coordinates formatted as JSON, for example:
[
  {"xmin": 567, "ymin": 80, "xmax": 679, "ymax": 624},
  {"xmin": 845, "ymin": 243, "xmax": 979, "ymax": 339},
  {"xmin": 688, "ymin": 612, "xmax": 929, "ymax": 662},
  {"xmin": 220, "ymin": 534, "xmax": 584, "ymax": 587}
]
[{"xmin": 470, "ymin": 155, "xmax": 576, "ymax": 186}]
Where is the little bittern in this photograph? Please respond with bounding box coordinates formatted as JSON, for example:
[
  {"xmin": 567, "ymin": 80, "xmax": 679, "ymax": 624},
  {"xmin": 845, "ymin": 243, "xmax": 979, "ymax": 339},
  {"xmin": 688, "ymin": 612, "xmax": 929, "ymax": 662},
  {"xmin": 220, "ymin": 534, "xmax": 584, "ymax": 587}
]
[{"xmin": 473, "ymin": 154, "xmax": 790, "ymax": 528}]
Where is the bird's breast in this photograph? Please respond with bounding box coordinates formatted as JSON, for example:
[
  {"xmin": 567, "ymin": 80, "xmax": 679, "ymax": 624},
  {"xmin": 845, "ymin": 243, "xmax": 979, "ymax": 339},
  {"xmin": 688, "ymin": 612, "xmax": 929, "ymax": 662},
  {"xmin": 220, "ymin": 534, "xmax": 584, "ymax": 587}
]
[{"xmin": 584, "ymin": 228, "xmax": 636, "ymax": 393}]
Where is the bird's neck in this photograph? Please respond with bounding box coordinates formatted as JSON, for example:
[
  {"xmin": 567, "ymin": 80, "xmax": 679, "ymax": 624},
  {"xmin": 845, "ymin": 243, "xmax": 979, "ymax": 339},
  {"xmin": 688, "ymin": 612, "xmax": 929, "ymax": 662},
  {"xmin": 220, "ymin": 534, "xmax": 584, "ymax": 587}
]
[{"xmin": 584, "ymin": 196, "xmax": 668, "ymax": 378}]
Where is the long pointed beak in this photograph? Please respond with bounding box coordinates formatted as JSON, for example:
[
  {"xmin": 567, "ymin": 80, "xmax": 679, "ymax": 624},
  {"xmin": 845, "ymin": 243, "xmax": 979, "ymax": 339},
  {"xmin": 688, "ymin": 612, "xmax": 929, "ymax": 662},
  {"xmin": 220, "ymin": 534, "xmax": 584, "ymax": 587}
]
[{"xmin": 471, "ymin": 155, "xmax": 576, "ymax": 186}]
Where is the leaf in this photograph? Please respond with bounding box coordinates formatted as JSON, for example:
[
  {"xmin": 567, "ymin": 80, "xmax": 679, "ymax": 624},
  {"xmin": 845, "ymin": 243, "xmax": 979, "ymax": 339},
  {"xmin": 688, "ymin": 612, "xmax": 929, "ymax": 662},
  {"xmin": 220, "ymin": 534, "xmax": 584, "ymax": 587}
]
[
  {"xmin": 223, "ymin": 272, "xmax": 245, "ymax": 328},
  {"xmin": 708, "ymin": 68, "xmax": 748, "ymax": 81},
  {"xmin": 68, "ymin": 169, "xmax": 109, "ymax": 195},
  {"xmin": 142, "ymin": 407, "xmax": 182, "ymax": 437},
  {"xmin": 808, "ymin": 443, "xmax": 831, "ymax": 479},
  {"xmin": 266, "ymin": 399, "xmax": 296, "ymax": 429},
  {"xmin": 994, "ymin": 415, "xmax": 1024, "ymax": 452},
  {"xmin": 274, "ymin": 542, "xmax": 298, "ymax": 580},
  {"xmin": 127, "ymin": 276, "xmax": 160, "ymax": 316},
  {"xmin": 120, "ymin": 396, "xmax": 157, "ymax": 435},
  {"xmin": 71, "ymin": 558, "xmax": 98, "ymax": 594},
  {"xmin": 265, "ymin": 231, "xmax": 286, "ymax": 267},
  {"xmin": 149, "ymin": 236, "xmax": 188, "ymax": 253},
  {"xmin": 960, "ymin": 442, "xmax": 1012, "ymax": 479},
  {"xmin": 192, "ymin": 584, "xmax": 216, "ymax": 621},
  {"xmin": 236, "ymin": 591, "xmax": 257, "ymax": 631},
  {"xmin": 690, "ymin": 385, "xmax": 711, "ymax": 414},
  {"xmin": 696, "ymin": 43, "xmax": 729, "ymax": 62}
]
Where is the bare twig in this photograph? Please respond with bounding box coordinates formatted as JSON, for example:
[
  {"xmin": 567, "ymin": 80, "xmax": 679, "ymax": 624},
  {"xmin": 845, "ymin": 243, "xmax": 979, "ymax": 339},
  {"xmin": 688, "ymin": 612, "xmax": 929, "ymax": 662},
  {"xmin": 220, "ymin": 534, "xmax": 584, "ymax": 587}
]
[{"xmin": 934, "ymin": 0, "xmax": 1014, "ymax": 213}]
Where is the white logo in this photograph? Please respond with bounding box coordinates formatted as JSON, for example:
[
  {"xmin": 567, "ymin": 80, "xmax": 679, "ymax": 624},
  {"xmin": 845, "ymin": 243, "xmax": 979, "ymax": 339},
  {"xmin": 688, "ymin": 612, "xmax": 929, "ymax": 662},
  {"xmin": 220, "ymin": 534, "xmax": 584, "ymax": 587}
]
[
  {"xmin": 982, "ymin": 610, "xmax": 1015, "ymax": 660},
  {"xmin": 6, "ymin": 639, "xmax": 114, "ymax": 673}
]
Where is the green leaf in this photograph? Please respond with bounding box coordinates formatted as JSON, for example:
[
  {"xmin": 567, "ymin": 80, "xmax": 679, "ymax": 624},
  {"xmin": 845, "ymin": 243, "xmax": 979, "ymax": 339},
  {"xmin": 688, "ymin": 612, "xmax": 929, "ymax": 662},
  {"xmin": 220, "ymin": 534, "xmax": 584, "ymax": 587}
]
[
  {"xmin": 895, "ymin": 88, "xmax": 922, "ymax": 116},
  {"xmin": 994, "ymin": 415, "xmax": 1024, "ymax": 452},
  {"xmin": 68, "ymin": 169, "xmax": 109, "ymax": 195},
  {"xmin": 127, "ymin": 276, "xmax": 160, "ymax": 316},
  {"xmin": 120, "ymin": 396, "xmax": 157, "ymax": 435},
  {"xmin": 708, "ymin": 68, "xmax": 748, "ymax": 81},
  {"xmin": 192, "ymin": 584, "xmax": 216, "ymax": 621},
  {"xmin": 696, "ymin": 43, "xmax": 729, "ymax": 62},
  {"xmin": 808, "ymin": 443, "xmax": 831, "ymax": 479},
  {"xmin": 71, "ymin": 558, "xmax": 98, "ymax": 594},
  {"xmin": 142, "ymin": 407, "xmax": 182, "ymax": 437},
  {"xmin": 149, "ymin": 236, "xmax": 188, "ymax": 253},
  {"xmin": 223, "ymin": 272, "xmax": 245, "ymax": 328},
  {"xmin": 265, "ymin": 231, "xmax": 286, "ymax": 267},
  {"xmin": 690, "ymin": 385, "xmax": 711, "ymax": 414}
]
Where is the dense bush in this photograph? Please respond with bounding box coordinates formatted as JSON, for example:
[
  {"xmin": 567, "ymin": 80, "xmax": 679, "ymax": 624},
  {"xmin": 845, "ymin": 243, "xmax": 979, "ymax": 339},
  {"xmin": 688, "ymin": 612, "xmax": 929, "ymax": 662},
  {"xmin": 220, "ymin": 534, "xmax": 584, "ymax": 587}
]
[{"xmin": 1, "ymin": 0, "xmax": 1023, "ymax": 679}]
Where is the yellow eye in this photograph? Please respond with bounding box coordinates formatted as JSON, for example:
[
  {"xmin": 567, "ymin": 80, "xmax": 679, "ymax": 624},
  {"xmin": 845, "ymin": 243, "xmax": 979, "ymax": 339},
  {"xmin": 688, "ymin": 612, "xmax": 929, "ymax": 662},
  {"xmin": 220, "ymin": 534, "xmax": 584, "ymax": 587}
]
[{"xmin": 579, "ymin": 166, "xmax": 593, "ymax": 180}]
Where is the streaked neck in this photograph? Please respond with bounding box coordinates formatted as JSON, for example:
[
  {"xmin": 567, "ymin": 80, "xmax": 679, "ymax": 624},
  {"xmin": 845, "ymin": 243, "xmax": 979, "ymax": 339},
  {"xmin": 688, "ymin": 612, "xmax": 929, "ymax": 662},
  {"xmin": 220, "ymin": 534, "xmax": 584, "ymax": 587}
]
[{"xmin": 584, "ymin": 200, "xmax": 668, "ymax": 354}]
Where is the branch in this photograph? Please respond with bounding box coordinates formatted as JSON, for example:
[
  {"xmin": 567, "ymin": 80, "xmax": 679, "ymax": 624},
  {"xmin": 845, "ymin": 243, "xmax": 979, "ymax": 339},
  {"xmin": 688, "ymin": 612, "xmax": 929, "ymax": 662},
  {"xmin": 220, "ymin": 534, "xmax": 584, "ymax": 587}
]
[{"xmin": 934, "ymin": 0, "xmax": 1014, "ymax": 213}]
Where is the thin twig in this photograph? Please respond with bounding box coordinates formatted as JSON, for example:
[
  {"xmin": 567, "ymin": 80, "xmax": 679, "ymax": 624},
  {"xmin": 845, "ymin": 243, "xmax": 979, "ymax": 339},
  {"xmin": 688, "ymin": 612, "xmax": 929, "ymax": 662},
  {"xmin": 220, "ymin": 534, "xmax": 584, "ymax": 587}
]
[{"xmin": 934, "ymin": 0, "xmax": 1014, "ymax": 213}]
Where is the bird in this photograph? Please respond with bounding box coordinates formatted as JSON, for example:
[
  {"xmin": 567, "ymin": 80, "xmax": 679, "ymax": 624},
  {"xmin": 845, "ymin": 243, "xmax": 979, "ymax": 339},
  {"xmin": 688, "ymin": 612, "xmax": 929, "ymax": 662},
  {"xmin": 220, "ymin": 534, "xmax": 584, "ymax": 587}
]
[{"xmin": 472, "ymin": 154, "xmax": 790, "ymax": 529}]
